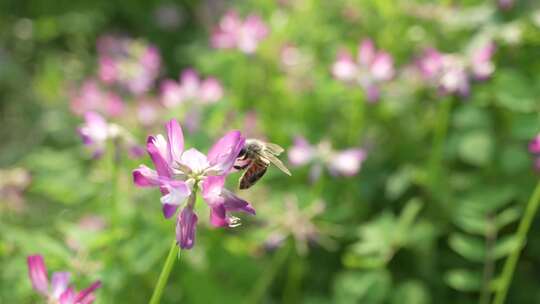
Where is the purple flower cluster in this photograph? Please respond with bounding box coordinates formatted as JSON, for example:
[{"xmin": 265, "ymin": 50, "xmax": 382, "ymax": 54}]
[
  {"xmin": 332, "ymin": 39, "xmax": 395, "ymax": 103},
  {"xmin": 133, "ymin": 119, "xmax": 254, "ymax": 249},
  {"xmin": 416, "ymin": 42, "xmax": 496, "ymax": 97},
  {"xmin": 288, "ymin": 136, "xmax": 367, "ymax": 181},
  {"xmin": 211, "ymin": 10, "xmax": 269, "ymax": 54},
  {"xmin": 27, "ymin": 255, "xmax": 101, "ymax": 304}
]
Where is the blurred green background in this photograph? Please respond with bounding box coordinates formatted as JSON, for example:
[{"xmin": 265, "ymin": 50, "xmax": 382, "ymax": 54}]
[{"xmin": 1, "ymin": 0, "xmax": 540, "ymax": 303}]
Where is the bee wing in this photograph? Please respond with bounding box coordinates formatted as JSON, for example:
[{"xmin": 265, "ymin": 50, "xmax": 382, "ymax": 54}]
[
  {"xmin": 261, "ymin": 151, "xmax": 291, "ymax": 176},
  {"xmin": 265, "ymin": 142, "xmax": 285, "ymax": 155}
]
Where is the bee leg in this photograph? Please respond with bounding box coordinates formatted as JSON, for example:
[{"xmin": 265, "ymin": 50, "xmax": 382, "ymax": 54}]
[{"xmin": 234, "ymin": 163, "xmax": 250, "ymax": 170}]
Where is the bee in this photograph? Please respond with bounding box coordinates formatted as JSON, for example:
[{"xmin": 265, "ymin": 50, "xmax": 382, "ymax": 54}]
[{"xmin": 234, "ymin": 139, "xmax": 291, "ymax": 189}]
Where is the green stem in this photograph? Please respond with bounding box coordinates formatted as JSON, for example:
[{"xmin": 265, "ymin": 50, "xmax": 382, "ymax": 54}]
[
  {"xmin": 479, "ymin": 215, "xmax": 496, "ymax": 304},
  {"xmin": 428, "ymin": 99, "xmax": 452, "ymax": 195},
  {"xmin": 245, "ymin": 242, "xmax": 290, "ymax": 304},
  {"xmin": 149, "ymin": 239, "xmax": 180, "ymax": 304},
  {"xmin": 282, "ymin": 249, "xmax": 304, "ymax": 304},
  {"xmin": 493, "ymin": 181, "xmax": 540, "ymax": 304}
]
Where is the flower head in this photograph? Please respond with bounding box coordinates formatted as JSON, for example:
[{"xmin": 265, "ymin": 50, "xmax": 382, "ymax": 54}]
[
  {"xmin": 97, "ymin": 36, "xmax": 161, "ymax": 95},
  {"xmin": 77, "ymin": 111, "xmax": 142, "ymax": 159},
  {"xmin": 161, "ymin": 69, "xmax": 223, "ymax": 108},
  {"xmin": 211, "ymin": 10, "xmax": 269, "ymax": 54},
  {"xmin": 416, "ymin": 41, "xmax": 495, "ymax": 97},
  {"xmin": 70, "ymin": 80, "xmax": 124, "ymax": 117},
  {"xmin": 27, "ymin": 254, "xmax": 101, "ymax": 304},
  {"xmin": 332, "ymin": 39, "xmax": 395, "ymax": 103},
  {"xmin": 288, "ymin": 136, "xmax": 366, "ymax": 181},
  {"xmin": 133, "ymin": 119, "xmax": 253, "ymax": 249}
]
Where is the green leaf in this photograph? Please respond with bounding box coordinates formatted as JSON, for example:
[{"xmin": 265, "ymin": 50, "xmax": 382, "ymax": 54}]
[
  {"xmin": 458, "ymin": 130, "xmax": 493, "ymax": 166},
  {"xmin": 448, "ymin": 233, "xmax": 485, "ymax": 262},
  {"xmin": 391, "ymin": 281, "xmax": 431, "ymax": 304},
  {"xmin": 445, "ymin": 269, "xmax": 482, "ymax": 291},
  {"xmin": 493, "ymin": 235, "xmax": 520, "ymax": 260},
  {"xmin": 333, "ymin": 270, "xmax": 391, "ymax": 304}
]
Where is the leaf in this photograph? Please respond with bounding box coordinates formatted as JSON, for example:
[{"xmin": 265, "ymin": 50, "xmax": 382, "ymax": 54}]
[
  {"xmin": 333, "ymin": 270, "xmax": 392, "ymax": 304},
  {"xmin": 445, "ymin": 269, "xmax": 482, "ymax": 291},
  {"xmin": 391, "ymin": 281, "xmax": 431, "ymax": 304},
  {"xmin": 495, "ymin": 207, "xmax": 522, "ymax": 230},
  {"xmin": 493, "ymin": 71, "xmax": 538, "ymax": 113},
  {"xmin": 448, "ymin": 233, "xmax": 485, "ymax": 262},
  {"xmin": 458, "ymin": 130, "xmax": 493, "ymax": 166},
  {"xmin": 492, "ymin": 235, "xmax": 520, "ymax": 260}
]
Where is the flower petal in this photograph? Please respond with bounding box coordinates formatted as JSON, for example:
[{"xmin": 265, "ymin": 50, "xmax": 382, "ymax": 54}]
[
  {"xmin": 132, "ymin": 165, "xmax": 160, "ymax": 187},
  {"xmin": 288, "ymin": 136, "xmax": 315, "ymax": 166},
  {"xmin": 529, "ymin": 135, "xmax": 540, "ymax": 154},
  {"xmin": 332, "ymin": 51, "xmax": 357, "ymax": 82},
  {"xmin": 160, "ymin": 180, "xmax": 191, "ymax": 219},
  {"xmin": 222, "ymin": 189, "xmax": 256, "ymax": 215},
  {"xmin": 176, "ymin": 206, "xmax": 198, "ymax": 249},
  {"xmin": 199, "ymin": 78, "xmax": 223, "ymax": 104},
  {"xmin": 58, "ymin": 287, "xmax": 76, "ymax": 304},
  {"xmin": 74, "ymin": 281, "xmax": 101, "ymax": 304},
  {"xmin": 209, "ymin": 204, "xmax": 229, "ymax": 227},
  {"xmin": 180, "ymin": 148, "xmax": 210, "ymax": 173},
  {"xmin": 201, "ymin": 175, "xmax": 225, "ymax": 206},
  {"xmin": 207, "ymin": 131, "xmax": 245, "ymax": 174},
  {"xmin": 27, "ymin": 255, "xmax": 49, "ymax": 295},
  {"xmin": 166, "ymin": 119, "xmax": 184, "ymax": 164},
  {"xmin": 370, "ymin": 52, "xmax": 394, "ymax": 81},
  {"xmin": 329, "ymin": 149, "xmax": 367, "ymax": 176},
  {"xmin": 146, "ymin": 136, "xmax": 172, "ymax": 178},
  {"xmin": 358, "ymin": 39, "xmax": 375, "ymax": 65},
  {"xmin": 51, "ymin": 272, "xmax": 71, "ymax": 299}
]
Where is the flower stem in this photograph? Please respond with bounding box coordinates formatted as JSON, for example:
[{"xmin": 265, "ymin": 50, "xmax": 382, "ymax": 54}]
[
  {"xmin": 428, "ymin": 99, "xmax": 452, "ymax": 195},
  {"xmin": 149, "ymin": 239, "xmax": 180, "ymax": 304},
  {"xmin": 493, "ymin": 180, "xmax": 540, "ymax": 304},
  {"xmin": 245, "ymin": 242, "xmax": 290, "ymax": 304}
]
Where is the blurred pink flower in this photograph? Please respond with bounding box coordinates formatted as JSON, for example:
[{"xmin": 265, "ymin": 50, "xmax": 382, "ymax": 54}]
[
  {"xmin": 211, "ymin": 10, "xmax": 269, "ymax": 54},
  {"xmin": 498, "ymin": 0, "xmax": 514, "ymax": 10},
  {"xmin": 97, "ymin": 36, "xmax": 161, "ymax": 95},
  {"xmin": 137, "ymin": 100, "xmax": 160, "ymax": 126},
  {"xmin": 288, "ymin": 136, "xmax": 367, "ymax": 180},
  {"xmin": 70, "ymin": 80, "xmax": 124, "ymax": 117},
  {"xmin": 416, "ymin": 42, "xmax": 495, "ymax": 97},
  {"xmin": 161, "ymin": 69, "xmax": 223, "ymax": 108},
  {"xmin": 27, "ymin": 255, "xmax": 101, "ymax": 304},
  {"xmin": 529, "ymin": 134, "xmax": 540, "ymax": 154},
  {"xmin": 332, "ymin": 39, "xmax": 395, "ymax": 103},
  {"xmin": 77, "ymin": 112, "xmax": 109, "ymax": 158},
  {"xmin": 132, "ymin": 119, "xmax": 253, "ymax": 249},
  {"xmin": 77, "ymin": 111, "xmax": 143, "ymax": 159}
]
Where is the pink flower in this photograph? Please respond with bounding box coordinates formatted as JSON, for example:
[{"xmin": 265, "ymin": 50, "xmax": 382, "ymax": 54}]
[
  {"xmin": 498, "ymin": 0, "xmax": 514, "ymax": 10},
  {"xmin": 77, "ymin": 112, "xmax": 109, "ymax": 158},
  {"xmin": 416, "ymin": 42, "xmax": 495, "ymax": 97},
  {"xmin": 288, "ymin": 136, "xmax": 367, "ymax": 180},
  {"xmin": 332, "ymin": 39, "xmax": 394, "ymax": 103},
  {"xmin": 470, "ymin": 41, "xmax": 496, "ymax": 80},
  {"xmin": 211, "ymin": 10, "xmax": 269, "ymax": 54},
  {"xmin": 27, "ymin": 255, "xmax": 101, "ymax": 304},
  {"xmin": 70, "ymin": 80, "xmax": 124, "ymax": 117},
  {"xmin": 529, "ymin": 134, "xmax": 540, "ymax": 154},
  {"xmin": 77, "ymin": 111, "xmax": 142, "ymax": 159},
  {"xmin": 160, "ymin": 69, "xmax": 223, "ymax": 108},
  {"xmin": 133, "ymin": 119, "xmax": 252, "ymax": 249},
  {"xmin": 97, "ymin": 36, "xmax": 161, "ymax": 95}
]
